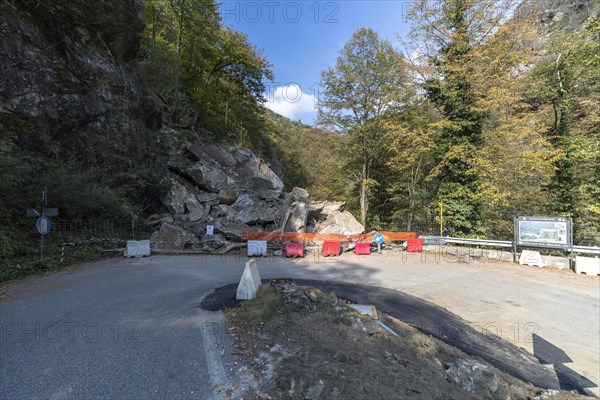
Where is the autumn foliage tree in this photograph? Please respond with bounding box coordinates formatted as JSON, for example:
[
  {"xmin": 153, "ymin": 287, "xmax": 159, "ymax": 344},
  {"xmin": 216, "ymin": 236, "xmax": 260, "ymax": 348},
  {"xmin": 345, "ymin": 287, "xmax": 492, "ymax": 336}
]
[
  {"xmin": 318, "ymin": 28, "xmax": 407, "ymax": 228},
  {"xmin": 530, "ymin": 17, "xmax": 600, "ymax": 243}
]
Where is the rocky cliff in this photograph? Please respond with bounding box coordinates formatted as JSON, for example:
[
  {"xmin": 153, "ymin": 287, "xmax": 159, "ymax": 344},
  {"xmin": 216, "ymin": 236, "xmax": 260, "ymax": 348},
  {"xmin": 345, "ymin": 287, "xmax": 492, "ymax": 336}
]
[
  {"xmin": 536, "ymin": 0, "xmax": 599, "ymax": 33},
  {"xmin": 0, "ymin": 0, "xmax": 162, "ymax": 166},
  {"xmin": 0, "ymin": 0, "xmax": 364, "ymax": 252}
]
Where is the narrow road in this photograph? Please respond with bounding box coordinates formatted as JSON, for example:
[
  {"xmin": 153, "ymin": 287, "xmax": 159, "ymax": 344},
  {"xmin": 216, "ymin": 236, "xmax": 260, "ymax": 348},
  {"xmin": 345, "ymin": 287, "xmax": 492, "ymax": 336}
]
[{"xmin": 1, "ymin": 252, "xmax": 598, "ymax": 398}]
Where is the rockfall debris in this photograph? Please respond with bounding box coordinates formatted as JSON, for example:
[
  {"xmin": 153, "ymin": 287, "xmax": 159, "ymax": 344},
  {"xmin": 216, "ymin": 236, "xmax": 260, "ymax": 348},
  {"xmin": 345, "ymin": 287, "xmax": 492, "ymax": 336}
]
[{"xmin": 149, "ymin": 141, "xmax": 364, "ymax": 252}]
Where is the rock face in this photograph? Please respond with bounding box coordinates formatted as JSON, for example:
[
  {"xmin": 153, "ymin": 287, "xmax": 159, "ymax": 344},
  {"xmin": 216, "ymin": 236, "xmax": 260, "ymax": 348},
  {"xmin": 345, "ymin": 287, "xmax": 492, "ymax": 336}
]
[
  {"xmin": 1, "ymin": 0, "xmax": 363, "ymax": 252},
  {"xmin": 0, "ymin": 0, "xmax": 162, "ymax": 165},
  {"xmin": 153, "ymin": 141, "xmax": 364, "ymax": 251},
  {"xmin": 176, "ymin": 143, "xmax": 284, "ymax": 201},
  {"xmin": 536, "ymin": 0, "xmax": 600, "ymax": 33}
]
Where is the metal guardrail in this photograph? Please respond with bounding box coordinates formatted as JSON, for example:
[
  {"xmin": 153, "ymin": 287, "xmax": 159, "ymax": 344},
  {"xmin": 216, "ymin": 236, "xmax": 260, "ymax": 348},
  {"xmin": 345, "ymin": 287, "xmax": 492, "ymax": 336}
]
[
  {"xmin": 421, "ymin": 236, "xmax": 513, "ymax": 248},
  {"xmin": 572, "ymin": 245, "xmax": 600, "ymax": 256},
  {"xmin": 420, "ymin": 236, "xmax": 600, "ymax": 256}
]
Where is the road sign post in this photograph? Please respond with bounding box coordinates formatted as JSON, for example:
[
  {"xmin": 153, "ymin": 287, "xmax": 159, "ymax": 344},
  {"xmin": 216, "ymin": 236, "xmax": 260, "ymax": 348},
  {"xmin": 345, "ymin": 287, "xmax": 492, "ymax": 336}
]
[
  {"xmin": 373, "ymin": 233, "xmax": 385, "ymax": 254},
  {"xmin": 36, "ymin": 215, "xmax": 52, "ymax": 262},
  {"xmin": 439, "ymin": 201, "xmax": 443, "ymax": 237},
  {"xmin": 26, "ymin": 189, "xmax": 59, "ymax": 263}
]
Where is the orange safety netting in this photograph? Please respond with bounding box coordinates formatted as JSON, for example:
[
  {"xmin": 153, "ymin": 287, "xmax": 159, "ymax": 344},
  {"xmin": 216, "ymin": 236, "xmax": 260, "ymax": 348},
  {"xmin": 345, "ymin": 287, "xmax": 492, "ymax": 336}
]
[{"xmin": 242, "ymin": 231, "xmax": 416, "ymax": 242}]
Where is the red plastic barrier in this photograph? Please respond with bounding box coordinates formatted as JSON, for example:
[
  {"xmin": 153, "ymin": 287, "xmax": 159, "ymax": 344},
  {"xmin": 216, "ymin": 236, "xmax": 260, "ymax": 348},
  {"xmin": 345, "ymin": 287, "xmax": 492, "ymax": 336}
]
[
  {"xmin": 354, "ymin": 242, "xmax": 371, "ymax": 255},
  {"xmin": 285, "ymin": 243, "xmax": 304, "ymax": 258},
  {"xmin": 407, "ymin": 238, "xmax": 424, "ymax": 253},
  {"xmin": 322, "ymin": 241, "xmax": 341, "ymax": 257}
]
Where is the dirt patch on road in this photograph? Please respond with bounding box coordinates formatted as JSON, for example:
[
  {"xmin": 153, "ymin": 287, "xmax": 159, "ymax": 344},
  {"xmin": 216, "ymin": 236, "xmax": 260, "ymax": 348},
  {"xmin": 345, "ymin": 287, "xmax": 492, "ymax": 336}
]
[{"xmin": 225, "ymin": 279, "xmax": 588, "ymax": 400}]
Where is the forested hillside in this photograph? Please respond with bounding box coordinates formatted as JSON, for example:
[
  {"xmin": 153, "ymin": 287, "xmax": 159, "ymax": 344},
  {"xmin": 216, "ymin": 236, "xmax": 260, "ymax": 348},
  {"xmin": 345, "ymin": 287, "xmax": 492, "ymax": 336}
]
[
  {"xmin": 311, "ymin": 0, "xmax": 600, "ymax": 242},
  {"xmin": 1, "ymin": 0, "xmax": 598, "ymax": 280},
  {"xmin": 0, "ymin": 0, "xmax": 277, "ymax": 278}
]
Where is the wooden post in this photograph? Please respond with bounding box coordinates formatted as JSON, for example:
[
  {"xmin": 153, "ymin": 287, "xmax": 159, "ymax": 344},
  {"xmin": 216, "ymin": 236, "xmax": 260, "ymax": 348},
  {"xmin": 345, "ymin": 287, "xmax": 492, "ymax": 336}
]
[{"xmin": 439, "ymin": 201, "xmax": 443, "ymax": 237}]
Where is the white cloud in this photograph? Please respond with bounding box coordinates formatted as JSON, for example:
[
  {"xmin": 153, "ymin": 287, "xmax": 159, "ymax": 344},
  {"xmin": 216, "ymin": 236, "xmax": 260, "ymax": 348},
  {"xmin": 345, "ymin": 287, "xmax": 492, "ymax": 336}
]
[{"xmin": 264, "ymin": 84, "xmax": 317, "ymax": 121}]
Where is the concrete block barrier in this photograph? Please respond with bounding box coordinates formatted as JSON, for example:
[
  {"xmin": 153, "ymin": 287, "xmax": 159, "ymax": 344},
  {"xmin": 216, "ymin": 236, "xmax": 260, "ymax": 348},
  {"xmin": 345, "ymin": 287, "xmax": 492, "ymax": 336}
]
[
  {"xmin": 236, "ymin": 259, "xmax": 261, "ymax": 300},
  {"xmin": 124, "ymin": 240, "xmax": 151, "ymax": 258},
  {"xmin": 575, "ymin": 256, "xmax": 600, "ymax": 276},
  {"xmin": 247, "ymin": 240, "xmax": 267, "ymax": 257}
]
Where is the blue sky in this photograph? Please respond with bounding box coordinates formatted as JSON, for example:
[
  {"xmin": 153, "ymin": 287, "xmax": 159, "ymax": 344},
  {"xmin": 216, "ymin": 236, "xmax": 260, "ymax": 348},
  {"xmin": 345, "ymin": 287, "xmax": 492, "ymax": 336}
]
[{"xmin": 219, "ymin": 1, "xmax": 413, "ymax": 124}]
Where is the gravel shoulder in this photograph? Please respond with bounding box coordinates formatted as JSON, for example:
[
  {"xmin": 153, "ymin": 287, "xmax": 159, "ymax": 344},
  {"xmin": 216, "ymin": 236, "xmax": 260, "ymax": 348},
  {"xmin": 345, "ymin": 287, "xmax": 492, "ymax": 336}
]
[{"xmin": 224, "ymin": 279, "xmax": 590, "ymax": 400}]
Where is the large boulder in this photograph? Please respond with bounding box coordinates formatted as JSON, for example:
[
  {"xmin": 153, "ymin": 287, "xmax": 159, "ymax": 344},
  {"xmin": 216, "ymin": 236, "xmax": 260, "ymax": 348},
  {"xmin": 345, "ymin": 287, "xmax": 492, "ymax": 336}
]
[
  {"xmin": 286, "ymin": 202, "xmax": 309, "ymax": 232},
  {"xmin": 185, "ymin": 162, "xmax": 234, "ymax": 193},
  {"xmin": 185, "ymin": 195, "xmax": 205, "ymax": 222},
  {"xmin": 204, "ymin": 144, "xmax": 238, "ymax": 168},
  {"xmin": 152, "ymin": 223, "xmax": 199, "ymax": 250},
  {"xmin": 163, "ymin": 181, "xmax": 189, "ymax": 215},
  {"xmin": 212, "ymin": 220, "xmax": 252, "ymax": 241},
  {"xmin": 185, "ymin": 144, "xmax": 237, "ymax": 168},
  {"xmin": 181, "ymin": 145, "xmax": 282, "ymax": 201},
  {"xmin": 195, "ymin": 191, "xmax": 219, "ymax": 204},
  {"xmin": 232, "ymin": 194, "xmax": 280, "ymax": 225},
  {"xmin": 315, "ymin": 201, "xmax": 345, "ymax": 215},
  {"xmin": 229, "ymin": 147, "xmax": 284, "ymax": 199},
  {"xmin": 218, "ymin": 189, "xmax": 237, "ymax": 205},
  {"xmin": 291, "ymin": 187, "xmax": 310, "ymax": 203},
  {"xmin": 315, "ymin": 211, "xmax": 364, "ymax": 235}
]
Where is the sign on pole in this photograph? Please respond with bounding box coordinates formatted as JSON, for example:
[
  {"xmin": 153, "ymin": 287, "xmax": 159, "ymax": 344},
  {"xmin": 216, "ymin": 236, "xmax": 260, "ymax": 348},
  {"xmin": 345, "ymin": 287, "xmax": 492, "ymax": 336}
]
[
  {"xmin": 373, "ymin": 233, "xmax": 385, "ymax": 254},
  {"xmin": 36, "ymin": 215, "xmax": 52, "ymax": 262},
  {"xmin": 36, "ymin": 216, "xmax": 52, "ymax": 236},
  {"xmin": 514, "ymin": 217, "xmax": 572, "ymax": 250},
  {"xmin": 26, "ymin": 209, "xmax": 41, "ymax": 218},
  {"xmin": 27, "ymin": 189, "xmax": 58, "ymax": 262},
  {"xmin": 44, "ymin": 208, "xmax": 59, "ymax": 217}
]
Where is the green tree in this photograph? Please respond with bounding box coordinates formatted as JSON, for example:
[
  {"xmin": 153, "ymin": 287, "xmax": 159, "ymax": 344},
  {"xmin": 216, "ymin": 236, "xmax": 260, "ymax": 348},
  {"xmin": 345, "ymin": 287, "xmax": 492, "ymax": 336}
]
[
  {"xmin": 385, "ymin": 101, "xmax": 440, "ymax": 231},
  {"xmin": 138, "ymin": 0, "xmax": 272, "ymax": 144},
  {"xmin": 530, "ymin": 17, "xmax": 600, "ymax": 243},
  {"xmin": 404, "ymin": 0, "xmax": 532, "ymax": 236},
  {"xmin": 318, "ymin": 27, "xmax": 407, "ymax": 228}
]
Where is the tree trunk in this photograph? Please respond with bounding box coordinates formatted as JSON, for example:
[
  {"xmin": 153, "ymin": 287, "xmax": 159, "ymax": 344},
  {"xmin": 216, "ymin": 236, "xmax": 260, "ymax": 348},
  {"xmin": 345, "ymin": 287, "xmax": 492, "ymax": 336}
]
[
  {"xmin": 360, "ymin": 158, "xmax": 368, "ymax": 228},
  {"xmin": 552, "ymin": 101, "xmax": 559, "ymax": 133},
  {"xmin": 406, "ymin": 159, "xmax": 421, "ymax": 232}
]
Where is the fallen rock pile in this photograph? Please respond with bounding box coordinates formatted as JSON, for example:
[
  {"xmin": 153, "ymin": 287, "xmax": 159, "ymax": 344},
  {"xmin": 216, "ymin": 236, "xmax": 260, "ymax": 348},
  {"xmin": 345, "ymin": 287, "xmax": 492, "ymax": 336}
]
[{"xmin": 147, "ymin": 141, "xmax": 364, "ymax": 252}]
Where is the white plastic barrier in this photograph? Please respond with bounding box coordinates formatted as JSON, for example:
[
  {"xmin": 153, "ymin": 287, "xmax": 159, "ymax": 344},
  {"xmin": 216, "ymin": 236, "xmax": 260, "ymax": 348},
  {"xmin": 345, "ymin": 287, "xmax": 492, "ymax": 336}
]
[
  {"xmin": 247, "ymin": 240, "xmax": 267, "ymax": 257},
  {"xmin": 236, "ymin": 259, "xmax": 262, "ymax": 300},
  {"xmin": 519, "ymin": 250, "xmax": 545, "ymax": 267},
  {"xmin": 124, "ymin": 240, "xmax": 151, "ymax": 258},
  {"xmin": 575, "ymin": 256, "xmax": 600, "ymax": 276}
]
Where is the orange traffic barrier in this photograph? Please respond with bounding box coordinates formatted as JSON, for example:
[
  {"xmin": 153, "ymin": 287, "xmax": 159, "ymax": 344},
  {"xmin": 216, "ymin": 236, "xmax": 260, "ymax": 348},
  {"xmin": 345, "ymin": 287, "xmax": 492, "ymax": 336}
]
[{"xmin": 241, "ymin": 231, "xmax": 416, "ymax": 242}]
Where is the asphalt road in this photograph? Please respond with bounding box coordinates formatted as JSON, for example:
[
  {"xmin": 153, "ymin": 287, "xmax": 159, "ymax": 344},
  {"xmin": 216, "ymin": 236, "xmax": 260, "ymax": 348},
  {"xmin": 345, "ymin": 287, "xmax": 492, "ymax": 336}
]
[{"xmin": 1, "ymin": 251, "xmax": 599, "ymax": 399}]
